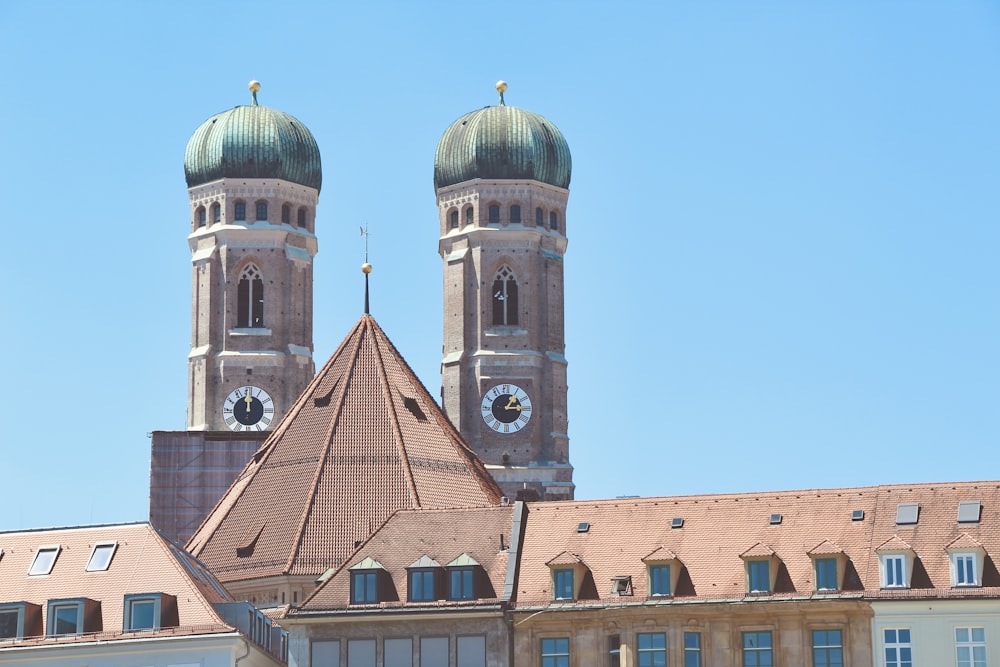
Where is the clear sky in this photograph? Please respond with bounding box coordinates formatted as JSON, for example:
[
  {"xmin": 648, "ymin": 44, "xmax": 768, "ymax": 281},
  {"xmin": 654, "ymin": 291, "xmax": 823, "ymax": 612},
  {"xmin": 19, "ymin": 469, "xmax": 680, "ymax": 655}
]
[{"xmin": 1, "ymin": 1, "xmax": 997, "ymax": 531}]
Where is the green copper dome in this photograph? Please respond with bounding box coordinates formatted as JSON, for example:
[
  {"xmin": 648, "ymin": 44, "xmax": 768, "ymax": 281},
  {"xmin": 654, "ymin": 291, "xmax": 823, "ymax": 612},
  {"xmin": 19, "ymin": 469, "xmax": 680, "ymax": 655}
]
[
  {"xmin": 184, "ymin": 103, "xmax": 322, "ymax": 192},
  {"xmin": 434, "ymin": 104, "xmax": 571, "ymax": 190}
]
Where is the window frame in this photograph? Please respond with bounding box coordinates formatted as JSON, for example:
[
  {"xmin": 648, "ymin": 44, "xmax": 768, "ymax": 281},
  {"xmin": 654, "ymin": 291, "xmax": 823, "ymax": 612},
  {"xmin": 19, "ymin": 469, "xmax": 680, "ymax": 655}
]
[
  {"xmin": 649, "ymin": 563, "xmax": 671, "ymax": 596},
  {"xmin": 450, "ymin": 210, "xmax": 459, "ymax": 229},
  {"xmin": 883, "ymin": 628, "xmax": 912, "ymax": 667},
  {"xmin": 553, "ymin": 568, "xmax": 574, "ymax": 600},
  {"xmin": 234, "ymin": 201, "xmax": 246, "ymax": 221},
  {"xmin": 607, "ymin": 634, "xmax": 621, "ymax": 667},
  {"xmin": 742, "ymin": 630, "xmax": 773, "ymax": 667},
  {"xmin": 197, "ymin": 207, "xmax": 206, "ymax": 227},
  {"xmin": 408, "ymin": 568, "xmax": 438, "ymax": 602},
  {"xmin": 812, "ymin": 629, "xmax": 843, "ymax": 667},
  {"xmin": 297, "ymin": 207, "xmax": 307, "ymax": 229},
  {"xmin": 28, "ymin": 545, "xmax": 60, "ymax": 576},
  {"xmin": 747, "ymin": 559, "xmax": 771, "ymax": 593},
  {"xmin": 955, "ymin": 627, "xmax": 987, "ymax": 667},
  {"xmin": 510, "ymin": 204, "xmax": 522, "ymax": 224},
  {"xmin": 882, "ymin": 554, "xmax": 907, "ymax": 588},
  {"xmin": 491, "ymin": 265, "xmax": 519, "ymax": 327},
  {"xmin": 541, "ymin": 637, "xmax": 570, "ymax": 667},
  {"xmin": 0, "ymin": 604, "xmax": 24, "ymax": 640},
  {"xmin": 211, "ymin": 202, "xmax": 221, "ymax": 223},
  {"xmin": 488, "ymin": 204, "xmax": 500, "ymax": 224},
  {"xmin": 46, "ymin": 598, "xmax": 85, "ymax": 636},
  {"xmin": 550, "ymin": 211, "xmax": 559, "ymax": 230},
  {"xmin": 815, "ymin": 557, "xmax": 838, "ymax": 591},
  {"xmin": 255, "ymin": 202, "xmax": 267, "ymax": 221},
  {"xmin": 637, "ymin": 632, "xmax": 666, "ymax": 667},
  {"xmin": 683, "ymin": 631, "xmax": 701, "ymax": 667},
  {"xmin": 86, "ymin": 541, "xmax": 117, "ymax": 572},
  {"xmin": 236, "ymin": 264, "xmax": 265, "ymax": 329},
  {"xmin": 123, "ymin": 593, "xmax": 162, "ymax": 632},
  {"xmin": 449, "ymin": 566, "xmax": 475, "ymax": 601},
  {"xmin": 350, "ymin": 570, "xmax": 379, "ymax": 604},
  {"xmin": 953, "ymin": 552, "xmax": 979, "ymax": 586}
]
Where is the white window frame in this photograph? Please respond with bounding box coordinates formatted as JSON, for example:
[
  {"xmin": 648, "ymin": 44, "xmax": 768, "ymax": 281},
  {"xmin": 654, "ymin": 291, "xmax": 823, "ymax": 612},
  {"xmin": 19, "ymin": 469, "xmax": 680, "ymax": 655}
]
[
  {"xmin": 881, "ymin": 554, "xmax": 908, "ymax": 588},
  {"xmin": 952, "ymin": 552, "xmax": 980, "ymax": 587},
  {"xmin": 28, "ymin": 545, "xmax": 60, "ymax": 576},
  {"xmin": 883, "ymin": 628, "xmax": 912, "ymax": 667},
  {"xmin": 86, "ymin": 541, "xmax": 117, "ymax": 572},
  {"xmin": 955, "ymin": 627, "xmax": 987, "ymax": 667}
]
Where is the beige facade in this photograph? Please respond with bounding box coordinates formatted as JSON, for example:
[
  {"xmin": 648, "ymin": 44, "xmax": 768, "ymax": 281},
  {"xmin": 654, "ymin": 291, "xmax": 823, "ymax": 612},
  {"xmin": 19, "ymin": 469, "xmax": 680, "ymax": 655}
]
[
  {"xmin": 437, "ymin": 179, "xmax": 573, "ymax": 501},
  {"xmin": 871, "ymin": 599, "xmax": 1000, "ymax": 667}
]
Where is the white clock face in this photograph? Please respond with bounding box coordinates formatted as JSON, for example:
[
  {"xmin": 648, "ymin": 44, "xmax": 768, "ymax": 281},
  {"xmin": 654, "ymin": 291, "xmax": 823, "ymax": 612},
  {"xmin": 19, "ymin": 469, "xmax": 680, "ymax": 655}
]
[
  {"xmin": 222, "ymin": 385, "xmax": 275, "ymax": 432},
  {"xmin": 481, "ymin": 383, "xmax": 532, "ymax": 434}
]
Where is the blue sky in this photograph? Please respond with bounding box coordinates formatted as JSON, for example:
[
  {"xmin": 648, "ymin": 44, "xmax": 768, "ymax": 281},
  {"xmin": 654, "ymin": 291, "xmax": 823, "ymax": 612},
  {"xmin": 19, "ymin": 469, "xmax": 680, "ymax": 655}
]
[{"xmin": 1, "ymin": 1, "xmax": 997, "ymax": 530}]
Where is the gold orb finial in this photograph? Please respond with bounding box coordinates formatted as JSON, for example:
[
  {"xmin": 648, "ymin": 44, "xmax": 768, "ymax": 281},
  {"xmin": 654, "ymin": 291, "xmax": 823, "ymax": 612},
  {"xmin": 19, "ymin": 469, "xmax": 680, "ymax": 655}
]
[
  {"xmin": 496, "ymin": 80, "xmax": 508, "ymax": 94},
  {"xmin": 361, "ymin": 262, "xmax": 372, "ymax": 274},
  {"xmin": 249, "ymin": 80, "xmax": 261, "ymax": 93}
]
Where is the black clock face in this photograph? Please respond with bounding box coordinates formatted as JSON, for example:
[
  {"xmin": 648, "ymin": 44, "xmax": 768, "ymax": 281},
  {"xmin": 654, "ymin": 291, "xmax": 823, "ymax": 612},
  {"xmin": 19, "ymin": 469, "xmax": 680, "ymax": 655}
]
[
  {"xmin": 223, "ymin": 386, "xmax": 275, "ymax": 431},
  {"xmin": 481, "ymin": 384, "xmax": 532, "ymax": 434}
]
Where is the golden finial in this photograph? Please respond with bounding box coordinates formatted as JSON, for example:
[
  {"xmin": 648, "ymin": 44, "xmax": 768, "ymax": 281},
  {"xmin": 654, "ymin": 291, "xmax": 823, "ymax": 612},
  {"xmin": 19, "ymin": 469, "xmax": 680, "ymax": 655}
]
[
  {"xmin": 249, "ymin": 80, "xmax": 261, "ymax": 106},
  {"xmin": 496, "ymin": 80, "xmax": 507, "ymax": 106},
  {"xmin": 360, "ymin": 225, "xmax": 372, "ymax": 313},
  {"xmin": 361, "ymin": 263, "xmax": 372, "ymax": 274}
]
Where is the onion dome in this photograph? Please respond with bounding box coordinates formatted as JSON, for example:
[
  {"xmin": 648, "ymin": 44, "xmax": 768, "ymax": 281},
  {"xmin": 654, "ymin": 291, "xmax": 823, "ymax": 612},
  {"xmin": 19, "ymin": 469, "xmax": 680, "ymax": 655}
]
[
  {"xmin": 434, "ymin": 81, "xmax": 571, "ymax": 190},
  {"xmin": 184, "ymin": 81, "xmax": 322, "ymax": 192}
]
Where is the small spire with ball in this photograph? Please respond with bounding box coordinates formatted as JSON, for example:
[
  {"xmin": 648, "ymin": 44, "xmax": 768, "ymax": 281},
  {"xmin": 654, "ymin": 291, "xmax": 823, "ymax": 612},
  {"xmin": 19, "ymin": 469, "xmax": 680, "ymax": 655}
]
[
  {"xmin": 249, "ymin": 80, "xmax": 261, "ymax": 106},
  {"xmin": 496, "ymin": 80, "xmax": 507, "ymax": 106},
  {"xmin": 360, "ymin": 224, "xmax": 372, "ymax": 315}
]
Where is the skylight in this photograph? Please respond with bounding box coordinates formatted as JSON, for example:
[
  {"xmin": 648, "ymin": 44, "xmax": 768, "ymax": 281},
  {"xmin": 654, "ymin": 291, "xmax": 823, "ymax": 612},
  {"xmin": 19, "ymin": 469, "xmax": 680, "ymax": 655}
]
[
  {"xmin": 671, "ymin": 517, "xmax": 684, "ymax": 529},
  {"xmin": 86, "ymin": 542, "xmax": 117, "ymax": 572},
  {"xmin": 577, "ymin": 522, "xmax": 590, "ymax": 533},
  {"xmin": 851, "ymin": 510, "xmax": 865, "ymax": 521},
  {"xmin": 958, "ymin": 501, "xmax": 982, "ymax": 524},
  {"xmin": 896, "ymin": 503, "xmax": 919, "ymax": 525},
  {"xmin": 769, "ymin": 513, "xmax": 783, "ymax": 525},
  {"xmin": 28, "ymin": 546, "xmax": 60, "ymax": 576}
]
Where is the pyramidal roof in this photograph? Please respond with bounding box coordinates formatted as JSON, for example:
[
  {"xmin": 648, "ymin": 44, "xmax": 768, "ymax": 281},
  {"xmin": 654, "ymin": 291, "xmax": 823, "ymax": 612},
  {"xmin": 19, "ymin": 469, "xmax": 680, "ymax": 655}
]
[{"xmin": 187, "ymin": 315, "xmax": 503, "ymax": 583}]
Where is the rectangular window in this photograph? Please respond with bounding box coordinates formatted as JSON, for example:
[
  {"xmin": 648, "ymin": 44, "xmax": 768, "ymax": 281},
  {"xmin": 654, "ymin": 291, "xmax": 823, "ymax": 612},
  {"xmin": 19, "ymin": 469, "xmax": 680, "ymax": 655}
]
[
  {"xmin": 385, "ymin": 638, "xmax": 412, "ymax": 667},
  {"xmin": 883, "ymin": 628, "xmax": 912, "ymax": 667},
  {"xmin": 883, "ymin": 555, "xmax": 906, "ymax": 588},
  {"xmin": 541, "ymin": 637, "xmax": 570, "ymax": 667},
  {"xmin": 649, "ymin": 563, "xmax": 671, "ymax": 596},
  {"xmin": 489, "ymin": 205, "xmax": 500, "ymax": 224},
  {"xmin": 235, "ymin": 202, "xmax": 246, "ymax": 221},
  {"xmin": 347, "ymin": 639, "xmax": 375, "ymax": 667},
  {"xmin": 743, "ymin": 631, "xmax": 772, "ymax": 667},
  {"xmin": 510, "ymin": 205, "xmax": 522, "ymax": 223},
  {"xmin": 312, "ymin": 639, "xmax": 340, "ymax": 667},
  {"xmin": 421, "ymin": 637, "xmax": 448, "ymax": 667},
  {"xmin": 123, "ymin": 594, "xmax": 163, "ymax": 631},
  {"xmin": 351, "ymin": 571, "xmax": 378, "ymax": 603},
  {"xmin": 450, "ymin": 567, "xmax": 475, "ymax": 600},
  {"xmin": 748, "ymin": 560, "xmax": 770, "ymax": 593},
  {"xmin": 684, "ymin": 632, "xmax": 701, "ymax": 667},
  {"xmin": 28, "ymin": 545, "xmax": 60, "ymax": 576},
  {"xmin": 458, "ymin": 635, "xmax": 486, "ymax": 667},
  {"xmin": 954, "ymin": 554, "xmax": 978, "ymax": 586},
  {"xmin": 956, "ymin": 627, "xmax": 987, "ymax": 667},
  {"xmin": 0, "ymin": 608, "xmax": 20, "ymax": 640},
  {"xmin": 198, "ymin": 208, "xmax": 206, "ymax": 226},
  {"xmin": 282, "ymin": 205, "xmax": 291, "ymax": 224},
  {"xmin": 637, "ymin": 632, "xmax": 666, "ymax": 667},
  {"xmin": 410, "ymin": 569, "xmax": 437, "ymax": 602},
  {"xmin": 47, "ymin": 600, "xmax": 82, "ymax": 636},
  {"xmin": 298, "ymin": 208, "xmax": 307, "ymax": 228},
  {"xmin": 256, "ymin": 203, "xmax": 267, "ymax": 221},
  {"xmin": 608, "ymin": 634, "xmax": 621, "ymax": 667},
  {"xmin": 86, "ymin": 542, "xmax": 117, "ymax": 572},
  {"xmin": 812, "ymin": 629, "xmax": 843, "ymax": 667},
  {"xmin": 815, "ymin": 557, "xmax": 838, "ymax": 590},
  {"xmin": 554, "ymin": 569, "xmax": 574, "ymax": 600}
]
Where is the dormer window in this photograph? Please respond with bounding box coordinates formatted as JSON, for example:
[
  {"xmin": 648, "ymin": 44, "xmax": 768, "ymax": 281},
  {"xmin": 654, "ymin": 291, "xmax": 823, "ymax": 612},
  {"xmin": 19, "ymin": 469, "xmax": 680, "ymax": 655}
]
[
  {"xmin": 649, "ymin": 564, "xmax": 671, "ymax": 596},
  {"xmin": 547, "ymin": 552, "xmax": 588, "ymax": 601},
  {"xmin": 86, "ymin": 542, "xmax": 117, "ymax": 572},
  {"xmin": 0, "ymin": 602, "xmax": 41, "ymax": 640},
  {"xmin": 349, "ymin": 557, "xmax": 387, "ymax": 605},
  {"xmin": 46, "ymin": 598, "xmax": 98, "ymax": 636},
  {"xmin": 447, "ymin": 553, "xmax": 481, "ymax": 601},
  {"xmin": 747, "ymin": 560, "xmax": 771, "ymax": 593},
  {"xmin": 28, "ymin": 545, "xmax": 60, "ymax": 576},
  {"xmin": 643, "ymin": 547, "xmax": 682, "ymax": 597},
  {"xmin": 407, "ymin": 556, "xmax": 443, "ymax": 602},
  {"xmin": 808, "ymin": 541, "xmax": 847, "ymax": 591},
  {"xmin": 876, "ymin": 536, "xmax": 915, "ymax": 589},
  {"xmin": 815, "ymin": 558, "xmax": 837, "ymax": 590},
  {"xmin": 953, "ymin": 554, "xmax": 977, "ymax": 586},
  {"xmin": 947, "ymin": 534, "xmax": 986, "ymax": 587}
]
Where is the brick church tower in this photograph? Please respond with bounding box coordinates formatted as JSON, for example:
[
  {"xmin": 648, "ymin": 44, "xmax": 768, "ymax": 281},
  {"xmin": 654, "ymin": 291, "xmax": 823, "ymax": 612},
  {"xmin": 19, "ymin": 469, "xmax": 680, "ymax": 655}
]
[{"xmin": 434, "ymin": 82, "xmax": 574, "ymax": 501}]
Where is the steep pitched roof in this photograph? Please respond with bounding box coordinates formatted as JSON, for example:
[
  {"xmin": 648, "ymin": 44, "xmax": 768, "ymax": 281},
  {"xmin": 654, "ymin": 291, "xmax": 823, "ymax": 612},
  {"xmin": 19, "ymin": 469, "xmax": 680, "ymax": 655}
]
[
  {"xmin": 187, "ymin": 315, "xmax": 503, "ymax": 583},
  {"xmin": 298, "ymin": 505, "xmax": 513, "ymax": 612},
  {"xmin": 513, "ymin": 481, "xmax": 1000, "ymax": 606},
  {"xmin": 0, "ymin": 523, "xmax": 232, "ymax": 645}
]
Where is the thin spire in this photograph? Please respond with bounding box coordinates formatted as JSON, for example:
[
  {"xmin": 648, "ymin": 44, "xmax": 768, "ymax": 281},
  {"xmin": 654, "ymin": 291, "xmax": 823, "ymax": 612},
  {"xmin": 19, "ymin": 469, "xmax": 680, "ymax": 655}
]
[
  {"xmin": 249, "ymin": 80, "xmax": 261, "ymax": 106},
  {"xmin": 360, "ymin": 224, "xmax": 371, "ymax": 315},
  {"xmin": 496, "ymin": 80, "xmax": 507, "ymax": 106}
]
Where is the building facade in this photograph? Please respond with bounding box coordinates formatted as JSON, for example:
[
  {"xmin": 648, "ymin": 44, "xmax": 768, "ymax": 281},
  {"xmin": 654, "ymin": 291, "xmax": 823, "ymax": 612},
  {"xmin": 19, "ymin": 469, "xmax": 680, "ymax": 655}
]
[{"xmin": 434, "ymin": 83, "xmax": 574, "ymax": 502}]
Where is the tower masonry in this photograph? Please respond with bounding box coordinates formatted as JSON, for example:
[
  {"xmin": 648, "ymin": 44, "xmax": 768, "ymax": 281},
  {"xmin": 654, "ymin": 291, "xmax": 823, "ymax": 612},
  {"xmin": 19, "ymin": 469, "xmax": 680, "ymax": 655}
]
[{"xmin": 434, "ymin": 83, "xmax": 574, "ymax": 501}]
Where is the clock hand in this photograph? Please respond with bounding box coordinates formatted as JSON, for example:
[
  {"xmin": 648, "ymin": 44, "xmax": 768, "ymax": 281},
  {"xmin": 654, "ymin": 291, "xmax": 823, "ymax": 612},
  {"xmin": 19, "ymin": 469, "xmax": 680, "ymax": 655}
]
[
  {"xmin": 504, "ymin": 396, "xmax": 521, "ymax": 411},
  {"xmin": 244, "ymin": 389, "xmax": 253, "ymax": 412}
]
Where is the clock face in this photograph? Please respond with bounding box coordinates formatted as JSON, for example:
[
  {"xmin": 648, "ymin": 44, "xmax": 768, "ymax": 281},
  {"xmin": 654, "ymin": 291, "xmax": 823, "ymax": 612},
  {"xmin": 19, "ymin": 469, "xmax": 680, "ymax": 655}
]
[
  {"xmin": 481, "ymin": 383, "xmax": 532, "ymax": 434},
  {"xmin": 223, "ymin": 386, "xmax": 275, "ymax": 432}
]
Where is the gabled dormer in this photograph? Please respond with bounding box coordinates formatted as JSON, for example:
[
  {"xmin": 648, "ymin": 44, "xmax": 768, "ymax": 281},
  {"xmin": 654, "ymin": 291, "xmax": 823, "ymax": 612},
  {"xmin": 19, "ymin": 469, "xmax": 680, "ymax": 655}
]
[
  {"xmin": 807, "ymin": 540, "xmax": 848, "ymax": 592},
  {"xmin": 406, "ymin": 556, "xmax": 444, "ymax": 602},
  {"xmin": 446, "ymin": 553, "xmax": 484, "ymax": 601},
  {"xmin": 739, "ymin": 543, "xmax": 780, "ymax": 594},
  {"xmin": 641, "ymin": 547, "xmax": 683, "ymax": 597},
  {"xmin": 349, "ymin": 557, "xmax": 392, "ymax": 605},
  {"xmin": 546, "ymin": 552, "xmax": 589, "ymax": 601},
  {"xmin": 876, "ymin": 536, "xmax": 916, "ymax": 589},
  {"xmin": 946, "ymin": 533, "xmax": 986, "ymax": 588}
]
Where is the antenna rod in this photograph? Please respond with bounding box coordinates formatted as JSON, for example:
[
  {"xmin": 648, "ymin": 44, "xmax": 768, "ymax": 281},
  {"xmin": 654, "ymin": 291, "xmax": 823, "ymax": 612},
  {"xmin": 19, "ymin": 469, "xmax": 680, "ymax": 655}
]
[{"xmin": 360, "ymin": 225, "xmax": 371, "ymax": 315}]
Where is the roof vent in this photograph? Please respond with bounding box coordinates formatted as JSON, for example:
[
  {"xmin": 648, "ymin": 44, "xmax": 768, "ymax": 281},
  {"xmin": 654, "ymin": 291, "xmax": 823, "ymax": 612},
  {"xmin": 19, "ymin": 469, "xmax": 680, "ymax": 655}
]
[
  {"xmin": 851, "ymin": 509, "xmax": 865, "ymax": 521},
  {"xmin": 577, "ymin": 522, "xmax": 590, "ymax": 533},
  {"xmin": 896, "ymin": 503, "xmax": 919, "ymax": 525},
  {"xmin": 403, "ymin": 397, "xmax": 428, "ymax": 422},
  {"xmin": 958, "ymin": 500, "xmax": 982, "ymax": 523},
  {"xmin": 769, "ymin": 513, "xmax": 783, "ymax": 525},
  {"xmin": 500, "ymin": 496, "xmax": 510, "ymax": 506},
  {"xmin": 611, "ymin": 575, "xmax": 633, "ymax": 596},
  {"xmin": 671, "ymin": 517, "xmax": 684, "ymax": 529}
]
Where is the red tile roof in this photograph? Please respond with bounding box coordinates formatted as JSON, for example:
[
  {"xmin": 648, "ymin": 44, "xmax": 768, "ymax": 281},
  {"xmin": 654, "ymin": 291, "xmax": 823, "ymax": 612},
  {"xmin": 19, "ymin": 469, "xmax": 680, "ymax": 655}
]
[
  {"xmin": 0, "ymin": 523, "xmax": 232, "ymax": 645},
  {"xmin": 187, "ymin": 315, "xmax": 503, "ymax": 583},
  {"xmin": 513, "ymin": 481, "xmax": 1000, "ymax": 606},
  {"xmin": 298, "ymin": 505, "xmax": 514, "ymax": 612}
]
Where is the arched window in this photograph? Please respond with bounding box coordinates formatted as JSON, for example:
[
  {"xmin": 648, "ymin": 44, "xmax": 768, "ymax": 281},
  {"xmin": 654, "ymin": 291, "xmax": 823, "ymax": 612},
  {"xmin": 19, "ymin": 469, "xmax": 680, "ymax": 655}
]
[
  {"xmin": 450, "ymin": 210, "xmax": 459, "ymax": 229},
  {"xmin": 550, "ymin": 211, "xmax": 559, "ymax": 231},
  {"xmin": 255, "ymin": 202, "xmax": 268, "ymax": 221},
  {"xmin": 211, "ymin": 203, "xmax": 221, "ymax": 223},
  {"xmin": 196, "ymin": 207, "xmax": 206, "ymax": 227},
  {"xmin": 281, "ymin": 204, "xmax": 291, "ymax": 224},
  {"xmin": 237, "ymin": 264, "xmax": 265, "ymax": 328},
  {"xmin": 536, "ymin": 207, "xmax": 543, "ymax": 226},
  {"xmin": 297, "ymin": 208, "xmax": 307, "ymax": 229},
  {"xmin": 234, "ymin": 202, "xmax": 246, "ymax": 221},
  {"xmin": 488, "ymin": 205, "xmax": 500, "ymax": 224},
  {"xmin": 510, "ymin": 205, "xmax": 521, "ymax": 224},
  {"xmin": 465, "ymin": 207, "xmax": 474, "ymax": 225},
  {"xmin": 492, "ymin": 265, "xmax": 519, "ymax": 326}
]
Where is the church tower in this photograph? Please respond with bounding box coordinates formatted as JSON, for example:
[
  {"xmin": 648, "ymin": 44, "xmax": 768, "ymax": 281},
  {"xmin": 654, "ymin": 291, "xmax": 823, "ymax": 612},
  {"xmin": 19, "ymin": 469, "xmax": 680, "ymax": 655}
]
[
  {"xmin": 182, "ymin": 81, "xmax": 321, "ymax": 431},
  {"xmin": 434, "ymin": 82, "xmax": 574, "ymax": 501}
]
